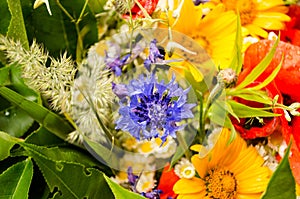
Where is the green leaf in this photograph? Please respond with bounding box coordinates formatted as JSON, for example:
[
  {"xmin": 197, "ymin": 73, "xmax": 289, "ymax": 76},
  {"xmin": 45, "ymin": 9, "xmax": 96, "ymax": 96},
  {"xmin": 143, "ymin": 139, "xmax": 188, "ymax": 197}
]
[
  {"xmin": 0, "ymin": 65, "xmax": 40, "ymax": 138},
  {"xmin": 0, "ymin": 67, "xmax": 11, "ymax": 86},
  {"xmin": 0, "ymin": 106, "xmax": 34, "ymax": 137},
  {"xmin": 83, "ymin": 136, "xmax": 121, "ymax": 169},
  {"xmin": 261, "ymin": 143, "xmax": 296, "ymax": 199},
  {"xmin": 236, "ymin": 37, "xmax": 279, "ymax": 89},
  {"xmin": 0, "ymin": 86, "xmax": 74, "ymax": 140},
  {"xmin": 228, "ymin": 91, "xmax": 272, "ymax": 105},
  {"xmin": 10, "ymin": 64, "xmax": 40, "ymax": 101},
  {"xmin": 0, "ymin": 158, "xmax": 33, "ymax": 199},
  {"xmin": 248, "ymin": 56, "xmax": 283, "ymax": 90},
  {"xmin": 104, "ymin": 175, "xmax": 146, "ymax": 199},
  {"xmin": 24, "ymin": 146, "xmax": 113, "ymax": 199},
  {"xmin": 227, "ymin": 100, "xmax": 280, "ymax": 118},
  {"xmin": 0, "ymin": 131, "xmax": 18, "ymax": 161},
  {"xmin": 0, "ymin": 0, "xmax": 11, "ymax": 35},
  {"xmin": 25, "ymin": 126, "xmax": 65, "ymax": 146},
  {"xmin": 228, "ymin": 13, "xmax": 242, "ymax": 74},
  {"xmin": 22, "ymin": 0, "xmax": 98, "ymax": 59},
  {"xmin": 7, "ymin": 0, "xmax": 28, "ymax": 49},
  {"xmin": 19, "ymin": 142, "xmax": 100, "ymax": 168}
]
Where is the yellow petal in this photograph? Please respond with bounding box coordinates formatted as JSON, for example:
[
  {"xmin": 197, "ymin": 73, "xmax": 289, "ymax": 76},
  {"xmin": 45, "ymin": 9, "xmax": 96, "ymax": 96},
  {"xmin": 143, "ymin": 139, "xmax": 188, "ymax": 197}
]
[
  {"xmin": 177, "ymin": 191, "xmax": 206, "ymax": 199},
  {"xmin": 244, "ymin": 24, "xmax": 268, "ymax": 38},
  {"xmin": 173, "ymin": 177, "xmax": 205, "ymax": 194},
  {"xmin": 191, "ymin": 155, "xmax": 209, "ymax": 178},
  {"xmin": 237, "ymin": 193, "xmax": 262, "ymax": 199},
  {"xmin": 256, "ymin": 0, "xmax": 286, "ymax": 10},
  {"xmin": 252, "ymin": 17, "xmax": 286, "ymax": 30},
  {"xmin": 256, "ymin": 12, "xmax": 290, "ymax": 21}
]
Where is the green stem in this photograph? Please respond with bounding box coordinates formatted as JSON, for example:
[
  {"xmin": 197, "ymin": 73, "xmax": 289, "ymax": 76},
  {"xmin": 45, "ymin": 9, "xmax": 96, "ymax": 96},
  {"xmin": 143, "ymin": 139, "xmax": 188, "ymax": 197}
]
[{"xmin": 177, "ymin": 132, "xmax": 191, "ymax": 160}]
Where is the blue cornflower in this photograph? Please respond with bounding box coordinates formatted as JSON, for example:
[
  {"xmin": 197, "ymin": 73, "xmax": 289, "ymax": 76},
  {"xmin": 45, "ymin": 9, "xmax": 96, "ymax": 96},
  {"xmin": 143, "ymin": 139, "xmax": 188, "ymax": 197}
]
[
  {"xmin": 115, "ymin": 74, "xmax": 195, "ymax": 143},
  {"xmin": 105, "ymin": 52, "xmax": 130, "ymax": 76},
  {"xmin": 144, "ymin": 39, "xmax": 165, "ymax": 71}
]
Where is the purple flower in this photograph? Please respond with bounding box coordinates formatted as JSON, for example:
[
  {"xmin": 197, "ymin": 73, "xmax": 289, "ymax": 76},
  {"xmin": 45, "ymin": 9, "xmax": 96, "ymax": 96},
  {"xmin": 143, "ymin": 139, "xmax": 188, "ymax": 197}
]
[
  {"xmin": 127, "ymin": 167, "xmax": 138, "ymax": 187},
  {"xmin": 141, "ymin": 190, "xmax": 162, "ymax": 199},
  {"xmin": 127, "ymin": 167, "xmax": 162, "ymax": 199},
  {"xmin": 115, "ymin": 74, "xmax": 195, "ymax": 144},
  {"xmin": 193, "ymin": 0, "xmax": 209, "ymax": 6},
  {"xmin": 105, "ymin": 52, "xmax": 130, "ymax": 76},
  {"xmin": 112, "ymin": 82, "xmax": 129, "ymax": 99},
  {"xmin": 144, "ymin": 39, "xmax": 165, "ymax": 71}
]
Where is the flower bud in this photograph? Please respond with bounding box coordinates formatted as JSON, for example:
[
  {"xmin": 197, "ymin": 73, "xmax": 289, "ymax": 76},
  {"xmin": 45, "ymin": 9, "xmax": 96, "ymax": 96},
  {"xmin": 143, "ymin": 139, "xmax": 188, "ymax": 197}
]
[{"xmin": 217, "ymin": 68, "xmax": 237, "ymax": 88}]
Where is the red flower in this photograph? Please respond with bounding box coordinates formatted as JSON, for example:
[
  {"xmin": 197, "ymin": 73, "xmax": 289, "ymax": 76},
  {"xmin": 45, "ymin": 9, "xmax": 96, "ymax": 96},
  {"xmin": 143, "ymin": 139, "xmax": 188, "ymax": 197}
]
[
  {"xmin": 123, "ymin": 0, "xmax": 159, "ymax": 19},
  {"xmin": 157, "ymin": 164, "xmax": 179, "ymax": 199},
  {"xmin": 232, "ymin": 81, "xmax": 286, "ymax": 139},
  {"xmin": 239, "ymin": 39, "xmax": 300, "ymax": 184},
  {"xmin": 241, "ymin": 39, "xmax": 300, "ymax": 101},
  {"xmin": 281, "ymin": 4, "xmax": 300, "ymax": 46}
]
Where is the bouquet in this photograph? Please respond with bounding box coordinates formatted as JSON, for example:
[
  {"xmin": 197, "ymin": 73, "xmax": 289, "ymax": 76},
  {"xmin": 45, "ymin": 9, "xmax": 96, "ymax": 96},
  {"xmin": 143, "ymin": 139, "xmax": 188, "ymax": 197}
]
[{"xmin": 1, "ymin": 0, "xmax": 300, "ymax": 198}]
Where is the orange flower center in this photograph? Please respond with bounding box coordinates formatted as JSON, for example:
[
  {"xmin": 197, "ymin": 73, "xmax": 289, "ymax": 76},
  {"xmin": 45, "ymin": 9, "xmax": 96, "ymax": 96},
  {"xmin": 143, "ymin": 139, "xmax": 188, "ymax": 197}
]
[
  {"xmin": 204, "ymin": 168, "xmax": 237, "ymax": 199},
  {"xmin": 222, "ymin": 0, "xmax": 257, "ymax": 25}
]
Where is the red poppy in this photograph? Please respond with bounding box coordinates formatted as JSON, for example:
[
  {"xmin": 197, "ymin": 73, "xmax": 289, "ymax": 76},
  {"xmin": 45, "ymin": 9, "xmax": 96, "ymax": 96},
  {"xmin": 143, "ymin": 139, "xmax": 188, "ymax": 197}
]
[
  {"xmin": 280, "ymin": 4, "xmax": 300, "ymax": 46},
  {"xmin": 241, "ymin": 39, "xmax": 300, "ymax": 101},
  {"xmin": 157, "ymin": 164, "xmax": 179, "ymax": 199},
  {"xmin": 123, "ymin": 0, "xmax": 159, "ymax": 18},
  {"xmin": 232, "ymin": 81, "xmax": 286, "ymax": 139},
  {"xmin": 239, "ymin": 39, "xmax": 300, "ymax": 184}
]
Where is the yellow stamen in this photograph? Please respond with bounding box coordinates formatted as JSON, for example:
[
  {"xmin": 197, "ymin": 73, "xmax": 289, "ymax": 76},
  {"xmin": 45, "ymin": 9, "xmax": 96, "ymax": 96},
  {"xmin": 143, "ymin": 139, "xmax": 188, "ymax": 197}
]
[
  {"xmin": 222, "ymin": 0, "xmax": 256, "ymax": 25},
  {"xmin": 205, "ymin": 167, "xmax": 237, "ymax": 199}
]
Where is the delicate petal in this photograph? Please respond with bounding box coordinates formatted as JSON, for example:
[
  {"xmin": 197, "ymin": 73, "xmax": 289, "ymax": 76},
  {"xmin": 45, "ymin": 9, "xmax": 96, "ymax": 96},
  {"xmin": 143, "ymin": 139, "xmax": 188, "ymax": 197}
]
[{"xmin": 173, "ymin": 178, "xmax": 205, "ymax": 194}]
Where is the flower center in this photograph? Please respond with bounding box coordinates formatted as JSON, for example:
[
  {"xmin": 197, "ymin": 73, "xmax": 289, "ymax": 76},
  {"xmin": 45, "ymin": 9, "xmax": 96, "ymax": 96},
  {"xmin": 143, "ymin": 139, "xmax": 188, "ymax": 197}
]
[
  {"xmin": 204, "ymin": 168, "xmax": 237, "ymax": 199},
  {"xmin": 130, "ymin": 89, "xmax": 172, "ymax": 130},
  {"xmin": 192, "ymin": 34, "xmax": 211, "ymax": 55},
  {"xmin": 222, "ymin": 0, "xmax": 256, "ymax": 25}
]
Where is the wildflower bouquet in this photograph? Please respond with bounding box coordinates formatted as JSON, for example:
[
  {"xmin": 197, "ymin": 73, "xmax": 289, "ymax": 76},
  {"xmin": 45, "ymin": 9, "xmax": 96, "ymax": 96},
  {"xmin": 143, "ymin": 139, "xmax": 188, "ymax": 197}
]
[{"xmin": 1, "ymin": 0, "xmax": 300, "ymax": 198}]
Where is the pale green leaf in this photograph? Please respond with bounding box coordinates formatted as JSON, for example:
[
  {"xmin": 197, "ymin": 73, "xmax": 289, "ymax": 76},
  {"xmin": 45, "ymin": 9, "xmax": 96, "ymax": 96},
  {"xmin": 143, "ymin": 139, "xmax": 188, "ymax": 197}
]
[
  {"xmin": 236, "ymin": 37, "xmax": 279, "ymax": 89},
  {"xmin": 228, "ymin": 87, "xmax": 273, "ymax": 105},
  {"xmin": 83, "ymin": 136, "xmax": 121, "ymax": 169},
  {"xmin": 248, "ymin": 56, "xmax": 283, "ymax": 91},
  {"xmin": 7, "ymin": 0, "xmax": 28, "ymax": 49},
  {"xmin": 227, "ymin": 100, "xmax": 280, "ymax": 118},
  {"xmin": 0, "ymin": 131, "xmax": 18, "ymax": 161},
  {"xmin": 224, "ymin": 116, "xmax": 237, "ymax": 144},
  {"xmin": 261, "ymin": 144, "xmax": 296, "ymax": 199},
  {"xmin": 228, "ymin": 13, "xmax": 242, "ymax": 74},
  {"xmin": 104, "ymin": 175, "xmax": 146, "ymax": 199},
  {"xmin": 0, "ymin": 158, "xmax": 33, "ymax": 199}
]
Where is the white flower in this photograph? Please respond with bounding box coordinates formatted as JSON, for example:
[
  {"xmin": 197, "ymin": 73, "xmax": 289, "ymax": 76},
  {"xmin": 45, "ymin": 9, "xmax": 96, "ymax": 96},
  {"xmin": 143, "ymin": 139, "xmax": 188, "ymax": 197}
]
[
  {"xmin": 135, "ymin": 172, "xmax": 156, "ymax": 193},
  {"xmin": 174, "ymin": 158, "xmax": 195, "ymax": 179}
]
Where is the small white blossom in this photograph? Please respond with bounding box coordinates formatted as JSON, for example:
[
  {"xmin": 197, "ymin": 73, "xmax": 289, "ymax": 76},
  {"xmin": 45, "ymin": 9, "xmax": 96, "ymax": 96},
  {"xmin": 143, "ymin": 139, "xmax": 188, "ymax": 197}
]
[{"xmin": 174, "ymin": 158, "xmax": 195, "ymax": 179}]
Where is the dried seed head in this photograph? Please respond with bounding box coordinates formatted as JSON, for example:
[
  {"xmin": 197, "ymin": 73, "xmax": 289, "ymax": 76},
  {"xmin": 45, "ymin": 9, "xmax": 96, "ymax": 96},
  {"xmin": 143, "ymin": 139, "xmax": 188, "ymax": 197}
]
[{"xmin": 217, "ymin": 68, "xmax": 237, "ymax": 88}]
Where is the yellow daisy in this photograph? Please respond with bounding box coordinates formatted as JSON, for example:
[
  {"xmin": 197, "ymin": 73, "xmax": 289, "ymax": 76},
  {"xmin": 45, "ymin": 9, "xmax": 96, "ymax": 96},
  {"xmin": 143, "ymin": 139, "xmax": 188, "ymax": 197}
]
[
  {"xmin": 218, "ymin": 0, "xmax": 290, "ymax": 38},
  {"xmin": 173, "ymin": 128, "xmax": 271, "ymax": 199},
  {"xmin": 159, "ymin": 0, "xmax": 237, "ymax": 68}
]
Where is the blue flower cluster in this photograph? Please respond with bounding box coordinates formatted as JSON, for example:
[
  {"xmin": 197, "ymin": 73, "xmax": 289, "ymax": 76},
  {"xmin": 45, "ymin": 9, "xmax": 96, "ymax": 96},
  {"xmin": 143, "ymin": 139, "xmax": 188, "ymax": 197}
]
[{"xmin": 115, "ymin": 74, "xmax": 195, "ymax": 143}]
